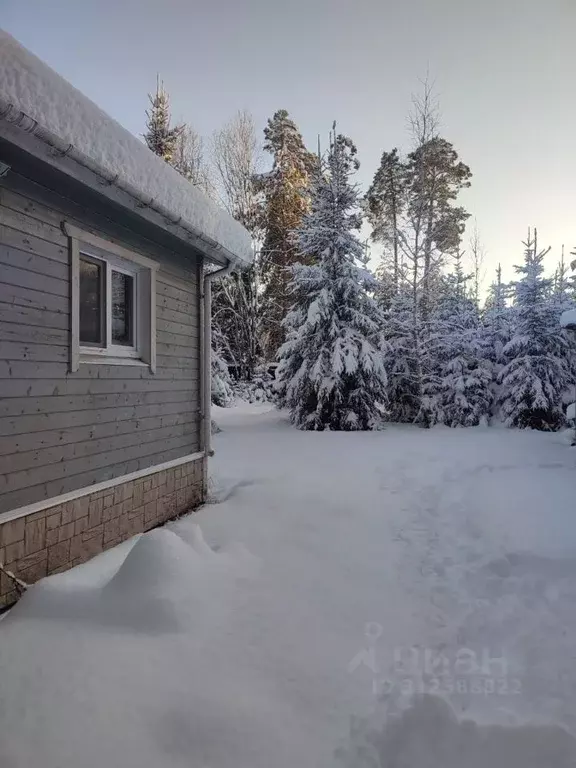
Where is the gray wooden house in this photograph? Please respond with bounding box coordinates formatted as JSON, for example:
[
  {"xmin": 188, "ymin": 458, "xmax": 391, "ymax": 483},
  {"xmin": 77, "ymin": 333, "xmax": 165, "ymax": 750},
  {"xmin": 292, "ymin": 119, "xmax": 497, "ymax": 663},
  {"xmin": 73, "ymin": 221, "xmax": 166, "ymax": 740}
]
[{"xmin": 0, "ymin": 31, "xmax": 252, "ymax": 604}]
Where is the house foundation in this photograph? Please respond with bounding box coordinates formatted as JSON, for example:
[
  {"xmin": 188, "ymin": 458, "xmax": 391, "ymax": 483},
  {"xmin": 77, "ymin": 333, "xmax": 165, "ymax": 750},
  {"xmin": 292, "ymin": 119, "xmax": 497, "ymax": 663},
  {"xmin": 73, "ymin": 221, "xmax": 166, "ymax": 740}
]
[{"xmin": 0, "ymin": 457, "xmax": 206, "ymax": 606}]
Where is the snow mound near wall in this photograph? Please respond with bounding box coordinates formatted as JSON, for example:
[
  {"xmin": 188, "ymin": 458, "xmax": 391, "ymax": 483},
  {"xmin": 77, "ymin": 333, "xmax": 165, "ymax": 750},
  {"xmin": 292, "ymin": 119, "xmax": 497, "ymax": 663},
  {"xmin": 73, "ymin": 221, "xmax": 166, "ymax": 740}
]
[
  {"xmin": 0, "ymin": 30, "xmax": 253, "ymax": 265},
  {"xmin": 0, "ymin": 522, "xmax": 275, "ymax": 768},
  {"xmin": 8, "ymin": 524, "xmax": 258, "ymax": 634}
]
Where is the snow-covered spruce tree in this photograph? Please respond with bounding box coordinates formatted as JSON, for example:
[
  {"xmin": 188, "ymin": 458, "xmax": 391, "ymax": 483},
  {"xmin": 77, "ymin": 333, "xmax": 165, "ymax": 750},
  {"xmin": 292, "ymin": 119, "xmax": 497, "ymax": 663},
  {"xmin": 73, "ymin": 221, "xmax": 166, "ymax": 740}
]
[
  {"xmin": 144, "ymin": 76, "xmax": 182, "ymax": 164},
  {"xmin": 553, "ymin": 247, "xmax": 574, "ymax": 313},
  {"xmin": 498, "ymin": 231, "xmax": 570, "ymax": 430},
  {"xmin": 277, "ymin": 133, "xmax": 388, "ymax": 431},
  {"xmin": 483, "ymin": 264, "xmax": 513, "ymax": 366},
  {"xmin": 552, "ymin": 248, "xmax": 576, "ymax": 397},
  {"xmin": 384, "ymin": 290, "xmax": 422, "ymax": 422},
  {"xmin": 568, "ymin": 249, "xmax": 576, "ymax": 302},
  {"xmin": 422, "ymin": 253, "xmax": 492, "ymax": 426}
]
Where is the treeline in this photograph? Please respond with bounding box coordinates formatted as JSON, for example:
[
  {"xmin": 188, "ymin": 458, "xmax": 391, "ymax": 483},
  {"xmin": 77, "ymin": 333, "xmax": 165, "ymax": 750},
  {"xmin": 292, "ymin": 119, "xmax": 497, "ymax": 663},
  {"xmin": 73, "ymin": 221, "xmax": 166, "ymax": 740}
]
[{"xmin": 143, "ymin": 79, "xmax": 576, "ymax": 431}]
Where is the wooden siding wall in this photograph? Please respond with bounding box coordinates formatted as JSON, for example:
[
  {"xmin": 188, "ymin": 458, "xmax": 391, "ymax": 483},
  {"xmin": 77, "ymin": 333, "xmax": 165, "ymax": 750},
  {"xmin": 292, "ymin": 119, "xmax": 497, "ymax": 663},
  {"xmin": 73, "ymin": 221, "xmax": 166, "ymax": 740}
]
[{"xmin": 0, "ymin": 179, "xmax": 202, "ymax": 516}]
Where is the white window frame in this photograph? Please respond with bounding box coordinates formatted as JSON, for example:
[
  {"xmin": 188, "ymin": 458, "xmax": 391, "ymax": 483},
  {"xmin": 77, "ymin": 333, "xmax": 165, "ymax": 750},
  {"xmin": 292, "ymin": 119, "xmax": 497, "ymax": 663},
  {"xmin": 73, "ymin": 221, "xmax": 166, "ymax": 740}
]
[
  {"xmin": 63, "ymin": 223, "xmax": 158, "ymax": 372},
  {"xmin": 78, "ymin": 249, "xmax": 139, "ymax": 360}
]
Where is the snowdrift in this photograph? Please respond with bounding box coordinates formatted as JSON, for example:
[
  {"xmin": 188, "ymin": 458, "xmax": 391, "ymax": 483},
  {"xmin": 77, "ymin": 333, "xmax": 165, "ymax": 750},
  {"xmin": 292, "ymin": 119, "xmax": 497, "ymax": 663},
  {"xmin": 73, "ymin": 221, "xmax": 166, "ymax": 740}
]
[{"xmin": 0, "ymin": 523, "xmax": 272, "ymax": 768}]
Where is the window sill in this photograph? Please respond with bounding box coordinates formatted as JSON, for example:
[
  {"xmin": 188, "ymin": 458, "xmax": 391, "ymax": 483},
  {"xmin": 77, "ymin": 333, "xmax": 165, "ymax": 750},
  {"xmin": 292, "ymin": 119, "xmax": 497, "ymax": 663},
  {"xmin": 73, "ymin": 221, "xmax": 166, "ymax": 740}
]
[{"xmin": 79, "ymin": 354, "xmax": 149, "ymax": 367}]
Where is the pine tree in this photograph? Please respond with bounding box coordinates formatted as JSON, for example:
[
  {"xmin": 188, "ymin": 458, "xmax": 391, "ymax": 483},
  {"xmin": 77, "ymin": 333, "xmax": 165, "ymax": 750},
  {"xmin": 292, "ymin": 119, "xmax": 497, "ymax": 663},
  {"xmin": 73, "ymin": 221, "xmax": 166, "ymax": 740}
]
[
  {"xmin": 259, "ymin": 110, "xmax": 316, "ymax": 360},
  {"xmin": 366, "ymin": 148, "xmax": 406, "ymax": 291},
  {"xmin": 367, "ymin": 83, "xmax": 472, "ymax": 423},
  {"xmin": 423, "ymin": 253, "xmax": 492, "ymax": 426},
  {"xmin": 498, "ymin": 231, "xmax": 570, "ymax": 430},
  {"xmin": 406, "ymin": 136, "xmax": 472, "ymax": 318},
  {"xmin": 144, "ymin": 76, "xmax": 182, "ymax": 164},
  {"xmin": 277, "ymin": 133, "xmax": 388, "ymax": 431}
]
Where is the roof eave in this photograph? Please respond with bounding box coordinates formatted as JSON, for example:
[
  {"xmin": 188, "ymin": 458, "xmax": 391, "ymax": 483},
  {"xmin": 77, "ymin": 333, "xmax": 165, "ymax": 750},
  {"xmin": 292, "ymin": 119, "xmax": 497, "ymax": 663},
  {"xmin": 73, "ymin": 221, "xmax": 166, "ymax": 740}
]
[{"xmin": 0, "ymin": 99, "xmax": 244, "ymax": 268}]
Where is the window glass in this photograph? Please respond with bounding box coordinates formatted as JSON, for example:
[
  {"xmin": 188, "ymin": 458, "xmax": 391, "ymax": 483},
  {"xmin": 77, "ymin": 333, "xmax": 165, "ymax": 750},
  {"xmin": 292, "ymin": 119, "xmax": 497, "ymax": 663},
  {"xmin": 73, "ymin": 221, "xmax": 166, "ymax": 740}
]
[
  {"xmin": 111, "ymin": 270, "xmax": 134, "ymax": 346},
  {"xmin": 79, "ymin": 257, "xmax": 104, "ymax": 345}
]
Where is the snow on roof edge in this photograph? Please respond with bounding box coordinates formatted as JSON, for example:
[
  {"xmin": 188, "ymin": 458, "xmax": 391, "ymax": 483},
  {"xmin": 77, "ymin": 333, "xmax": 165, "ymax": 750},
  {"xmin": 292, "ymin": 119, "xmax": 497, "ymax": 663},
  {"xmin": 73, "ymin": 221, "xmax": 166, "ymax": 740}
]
[{"xmin": 0, "ymin": 30, "xmax": 253, "ymax": 266}]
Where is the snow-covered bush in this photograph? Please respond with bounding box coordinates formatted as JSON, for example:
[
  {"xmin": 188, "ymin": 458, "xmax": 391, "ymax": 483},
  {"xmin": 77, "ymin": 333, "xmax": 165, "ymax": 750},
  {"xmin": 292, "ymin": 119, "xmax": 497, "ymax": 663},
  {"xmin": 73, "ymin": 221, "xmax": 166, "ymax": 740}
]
[
  {"xmin": 211, "ymin": 347, "xmax": 234, "ymax": 407},
  {"xmin": 232, "ymin": 368, "xmax": 277, "ymax": 404},
  {"xmin": 424, "ymin": 354, "xmax": 493, "ymax": 428}
]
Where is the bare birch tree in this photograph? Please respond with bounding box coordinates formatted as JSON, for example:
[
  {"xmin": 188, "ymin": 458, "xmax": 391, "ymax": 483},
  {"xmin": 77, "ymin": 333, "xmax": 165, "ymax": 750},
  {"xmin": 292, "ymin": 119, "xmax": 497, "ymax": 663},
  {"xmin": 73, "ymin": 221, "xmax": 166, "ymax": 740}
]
[
  {"xmin": 409, "ymin": 74, "xmax": 440, "ymax": 148},
  {"xmin": 211, "ymin": 110, "xmax": 264, "ymax": 379},
  {"xmin": 172, "ymin": 124, "xmax": 212, "ymax": 195},
  {"xmin": 469, "ymin": 222, "xmax": 486, "ymax": 310},
  {"xmin": 212, "ymin": 109, "xmax": 263, "ymax": 238},
  {"xmin": 408, "ymin": 78, "xmax": 472, "ymax": 317}
]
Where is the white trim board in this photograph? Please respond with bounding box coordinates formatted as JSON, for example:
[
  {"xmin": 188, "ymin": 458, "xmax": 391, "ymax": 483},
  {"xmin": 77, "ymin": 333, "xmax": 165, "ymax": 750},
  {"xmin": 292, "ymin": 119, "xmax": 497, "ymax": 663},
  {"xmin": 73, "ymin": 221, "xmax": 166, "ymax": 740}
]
[
  {"xmin": 62, "ymin": 222, "xmax": 160, "ymax": 271},
  {"xmin": 0, "ymin": 452, "xmax": 205, "ymax": 526}
]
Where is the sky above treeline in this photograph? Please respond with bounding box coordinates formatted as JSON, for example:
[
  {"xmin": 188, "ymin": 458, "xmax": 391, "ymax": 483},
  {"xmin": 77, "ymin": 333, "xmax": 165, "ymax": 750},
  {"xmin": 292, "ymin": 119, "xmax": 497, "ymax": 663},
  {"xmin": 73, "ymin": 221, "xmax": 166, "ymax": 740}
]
[{"xmin": 2, "ymin": 0, "xmax": 574, "ymax": 288}]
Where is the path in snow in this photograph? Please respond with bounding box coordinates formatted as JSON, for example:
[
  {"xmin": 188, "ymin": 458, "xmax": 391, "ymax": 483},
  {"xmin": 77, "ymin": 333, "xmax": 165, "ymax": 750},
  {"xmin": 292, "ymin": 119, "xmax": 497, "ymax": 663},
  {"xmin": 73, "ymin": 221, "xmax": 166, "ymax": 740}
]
[
  {"xmin": 385, "ymin": 425, "xmax": 576, "ymax": 733},
  {"xmin": 204, "ymin": 406, "xmax": 576, "ymax": 760}
]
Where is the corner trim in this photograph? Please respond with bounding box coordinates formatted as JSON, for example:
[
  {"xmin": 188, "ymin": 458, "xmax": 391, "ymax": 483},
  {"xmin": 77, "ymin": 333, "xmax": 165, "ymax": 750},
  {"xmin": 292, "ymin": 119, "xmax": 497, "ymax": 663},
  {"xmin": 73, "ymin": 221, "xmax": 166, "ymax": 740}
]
[
  {"xmin": 0, "ymin": 452, "xmax": 205, "ymax": 526},
  {"xmin": 69, "ymin": 232, "xmax": 80, "ymax": 372}
]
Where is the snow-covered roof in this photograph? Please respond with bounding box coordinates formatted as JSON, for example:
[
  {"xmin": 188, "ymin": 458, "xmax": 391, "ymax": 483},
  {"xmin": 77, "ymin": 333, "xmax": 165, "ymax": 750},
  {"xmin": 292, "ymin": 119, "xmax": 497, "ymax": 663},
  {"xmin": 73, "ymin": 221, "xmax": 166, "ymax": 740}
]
[
  {"xmin": 560, "ymin": 309, "xmax": 576, "ymax": 330},
  {"xmin": 0, "ymin": 30, "xmax": 253, "ymax": 266}
]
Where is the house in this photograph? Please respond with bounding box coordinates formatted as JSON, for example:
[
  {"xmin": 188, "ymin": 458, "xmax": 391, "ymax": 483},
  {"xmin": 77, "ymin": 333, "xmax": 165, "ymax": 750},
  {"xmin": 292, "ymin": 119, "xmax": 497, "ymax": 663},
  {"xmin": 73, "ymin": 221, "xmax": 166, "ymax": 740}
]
[{"xmin": 0, "ymin": 31, "xmax": 252, "ymax": 604}]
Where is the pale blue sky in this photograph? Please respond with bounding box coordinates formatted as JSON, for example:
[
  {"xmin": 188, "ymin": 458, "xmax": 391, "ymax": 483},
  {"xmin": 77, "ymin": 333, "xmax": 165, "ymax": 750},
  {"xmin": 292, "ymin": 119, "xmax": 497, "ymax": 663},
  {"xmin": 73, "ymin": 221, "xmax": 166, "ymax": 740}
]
[{"xmin": 2, "ymin": 0, "xmax": 574, "ymax": 284}]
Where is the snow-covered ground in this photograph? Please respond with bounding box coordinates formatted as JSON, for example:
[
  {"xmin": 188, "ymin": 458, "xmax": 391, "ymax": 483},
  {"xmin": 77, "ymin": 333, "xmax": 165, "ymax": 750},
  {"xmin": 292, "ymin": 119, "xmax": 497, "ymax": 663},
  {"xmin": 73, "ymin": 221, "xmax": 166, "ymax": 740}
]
[{"xmin": 1, "ymin": 405, "xmax": 576, "ymax": 767}]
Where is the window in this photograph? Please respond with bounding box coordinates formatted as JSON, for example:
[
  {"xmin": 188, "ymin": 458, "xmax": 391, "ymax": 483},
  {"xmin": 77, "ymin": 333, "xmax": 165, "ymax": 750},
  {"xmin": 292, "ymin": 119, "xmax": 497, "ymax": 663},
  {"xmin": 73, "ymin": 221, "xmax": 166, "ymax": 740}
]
[
  {"xmin": 65, "ymin": 224, "xmax": 157, "ymax": 372},
  {"xmin": 78, "ymin": 252, "xmax": 138, "ymax": 356}
]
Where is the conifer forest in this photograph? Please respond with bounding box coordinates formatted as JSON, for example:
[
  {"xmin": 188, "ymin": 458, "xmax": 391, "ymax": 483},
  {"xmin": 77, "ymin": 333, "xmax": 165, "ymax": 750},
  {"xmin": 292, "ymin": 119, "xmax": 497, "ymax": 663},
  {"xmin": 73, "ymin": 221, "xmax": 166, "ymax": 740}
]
[{"xmin": 144, "ymin": 79, "xmax": 576, "ymax": 433}]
